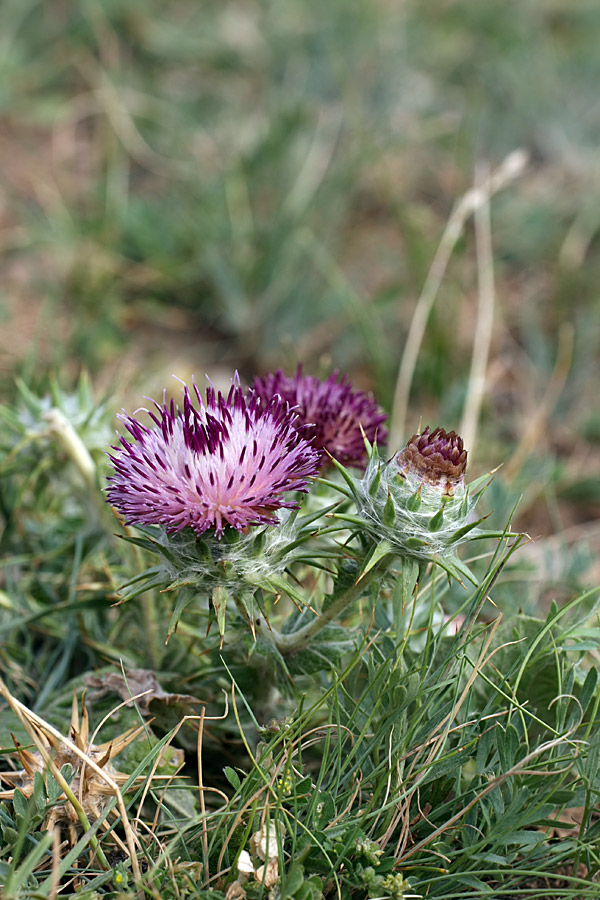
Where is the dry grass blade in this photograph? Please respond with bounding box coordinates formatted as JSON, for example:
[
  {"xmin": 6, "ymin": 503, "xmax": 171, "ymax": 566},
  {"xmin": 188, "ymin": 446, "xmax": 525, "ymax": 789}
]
[
  {"xmin": 48, "ymin": 826, "xmax": 61, "ymax": 900},
  {"xmin": 0, "ymin": 675, "xmax": 142, "ymax": 880},
  {"xmin": 398, "ymin": 730, "xmax": 585, "ymax": 865},
  {"xmin": 460, "ymin": 162, "xmax": 496, "ymax": 455},
  {"xmin": 390, "ymin": 149, "xmax": 528, "ymax": 450}
]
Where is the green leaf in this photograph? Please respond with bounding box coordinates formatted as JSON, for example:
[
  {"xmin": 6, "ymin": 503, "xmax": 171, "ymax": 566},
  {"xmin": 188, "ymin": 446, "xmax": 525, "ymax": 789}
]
[
  {"xmin": 578, "ymin": 666, "xmax": 598, "ymax": 715},
  {"xmin": 12, "ymin": 788, "xmax": 29, "ymax": 819},
  {"xmin": 166, "ymin": 587, "xmax": 196, "ymax": 641},
  {"xmin": 435, "ymin": 553, "xmax": 477, "ymax": 586},
  {"xmin": 359, "ymin": 540, "xmax": 393, "ymax": 579},
  {"xmin": 116, "ymin": 565, "xmax": 168, "ymax": 601},
  {"xmin": 446, "ymin": 514, "xmax": 490, "ymax": 544},
  {"xmin": 223, "ymin": 767, "xmax": 241, "ymax": 791},
  {"xmin": 417, "ymin": 748, "xmax": 467, "ymax": 786},
  {"xmin": 315, "ymin": 792, "xmax": 335, "ymax": 829},
  {"xmin": 286, "ymin": 624, "xmax": 357, "ymax": 675},
  {"xmin": 499, "ymin": 829, "xmax": 545, "ymax": 847},
  {"xmin": 476, "ymin": 725, "xmax": 499, "ymax": 775},
  {"xmin": 455, "ymin": 874, "xmax": 494, "ymax": 893},
  {"xmin": 264, "ymin": 573, "xmax": 309, "ymax": 610},
  {"xmin": 497, "ymin": 724, "xmax": 520, "ymax": 771},
  {"xmin": 406, "ymin": 488, "xmax": 422, "ymax": 511},
  {"xmin": 47, "ymin": 773, "xmax": 63, "ymax": 805},
  {"xmin": 399, "ymin": 556, "xmax": 419, "ymax": 613},
  {"xmin": 428, "ymin": 505, "xmax": 445, "ymax": 531},
  {"xmin": 329, "ymin": 457, "xmax": 360, "ymax": 499},
  {"xmin": 368, "ymin": 465, "xmax": 381, "ymax": 497},
  {"xmin": 488, "ymin": 784, "xmax": 505, "ymax": 819},
  {"xmin": 33, "ymin": 772, "xmax": 46, "ymax": 813},
  {"xmin": 281, "ymin": 862, "xmax": 305, "ymax": 899},
  {"xmin": 212, "ymin": 584, "xmax": 228, "ymax": 642},
  {"xmin": 1, "ymin": 826, "xmax": 19, "ymax": 847},
  {"xmin": 382, "ymin": 490, "xmax": 396, "ymax": 526}
]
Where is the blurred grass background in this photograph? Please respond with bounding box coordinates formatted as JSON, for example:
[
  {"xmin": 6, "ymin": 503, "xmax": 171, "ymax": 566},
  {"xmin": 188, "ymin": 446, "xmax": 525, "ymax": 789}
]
[{"xmin": 1, "ymin": 0, "xmax": 600, "ymax": 594}]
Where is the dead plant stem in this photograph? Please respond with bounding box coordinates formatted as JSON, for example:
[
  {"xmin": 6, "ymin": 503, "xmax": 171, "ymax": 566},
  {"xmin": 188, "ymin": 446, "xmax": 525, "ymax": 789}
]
[{"xmin": 390, "ymin": 149, "xmax": 528, "ymax": 450}]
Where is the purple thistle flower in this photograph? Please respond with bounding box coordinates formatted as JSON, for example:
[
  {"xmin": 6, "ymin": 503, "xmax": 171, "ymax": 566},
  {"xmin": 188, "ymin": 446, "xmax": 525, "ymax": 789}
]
[
  {"xmin": 106, "ymin": 375, "xmax": 321, "ymax": 538},
  {"xmin": 251, "ymin": 367, "xmax": 387, "ymax": 467}
]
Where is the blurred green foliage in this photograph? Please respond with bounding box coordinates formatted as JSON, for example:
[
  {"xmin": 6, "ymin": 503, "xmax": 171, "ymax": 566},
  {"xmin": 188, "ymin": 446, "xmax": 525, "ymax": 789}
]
[{"xmin": 1, "ymin": 0, "xmax": 599, "ymax": 417}]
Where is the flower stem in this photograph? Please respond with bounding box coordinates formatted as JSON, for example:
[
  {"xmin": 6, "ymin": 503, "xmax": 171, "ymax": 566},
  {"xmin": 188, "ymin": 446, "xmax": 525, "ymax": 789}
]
[{"xmin": 270, "ymin": 567, "xmax": 381, "ymax": 656}]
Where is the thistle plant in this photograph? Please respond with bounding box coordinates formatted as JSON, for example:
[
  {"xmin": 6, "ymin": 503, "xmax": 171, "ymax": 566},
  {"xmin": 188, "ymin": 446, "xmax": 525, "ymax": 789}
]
[
  {"xmin": 106, "ymin": 374, "xmax": 324, "ymax": 641},
  {"xmin": 104, "ymin": 370, "xmax": 500, "ymax": 661},
  {"xmin": 330, "ymin": 425, "xmax": 496, "ymax": 588},
  {"xmin": 3, "ymin": 364, "xmax": 600, "ymax": 900}
]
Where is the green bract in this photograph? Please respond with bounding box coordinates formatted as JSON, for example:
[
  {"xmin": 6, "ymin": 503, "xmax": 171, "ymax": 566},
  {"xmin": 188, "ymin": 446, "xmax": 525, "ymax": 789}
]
[
  {"xmin": 115, "ymin": 503, "xmax": 339, "ymax": 643},
  {"xmin": 329, "ymin": 438, "xmax": 503, "ymax": 586}
]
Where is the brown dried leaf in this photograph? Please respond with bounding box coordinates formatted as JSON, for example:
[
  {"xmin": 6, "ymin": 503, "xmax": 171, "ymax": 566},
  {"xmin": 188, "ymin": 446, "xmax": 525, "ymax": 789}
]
[{"xmin": 83, "ymin": 668, "xmax": 201, "ymax": 715}]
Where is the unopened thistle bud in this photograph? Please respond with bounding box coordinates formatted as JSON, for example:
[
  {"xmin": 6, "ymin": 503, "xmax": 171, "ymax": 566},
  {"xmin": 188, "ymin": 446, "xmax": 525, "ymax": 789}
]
[
  {"xmin": 333, "ymin": 426, "xmax": 492, "ymax": 584},
  {"xmin": 395, "ymin": 426, "xmax": 467, "ymax": 496}
]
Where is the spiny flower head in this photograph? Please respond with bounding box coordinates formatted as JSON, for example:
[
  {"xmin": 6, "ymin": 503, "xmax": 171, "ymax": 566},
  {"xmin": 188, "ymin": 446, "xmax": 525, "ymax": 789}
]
[
  {"xmin": 252, "ymin": 367, "xmax": 387, "ymax": 467},
  {"xmin": 394, "ymin": 426, "xmax": 467, "ymax": 496},
  {"xmin": 332, "ymin": 428, "xmax": 493, "ymax": 585},
  {"xmin": 106, "ymin": 375, "xmax": 320, "ymax": 538}
]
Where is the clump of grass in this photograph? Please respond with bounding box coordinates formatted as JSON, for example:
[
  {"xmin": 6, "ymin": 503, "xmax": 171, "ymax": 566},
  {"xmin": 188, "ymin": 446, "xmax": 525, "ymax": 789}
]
[{"xmin": 0, "ymin": 366, "xmax": 599, "ymax": 899}]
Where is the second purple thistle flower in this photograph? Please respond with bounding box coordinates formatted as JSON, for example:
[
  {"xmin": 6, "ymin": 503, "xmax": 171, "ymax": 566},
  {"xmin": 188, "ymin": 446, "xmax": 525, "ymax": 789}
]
[
  {"xmin": 106, "ymin": 376, "xmax": 321, "ymax": 538},
  {"xmin": 252, "ymin": 367, "xmax": 388, "ymax": 467}
]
